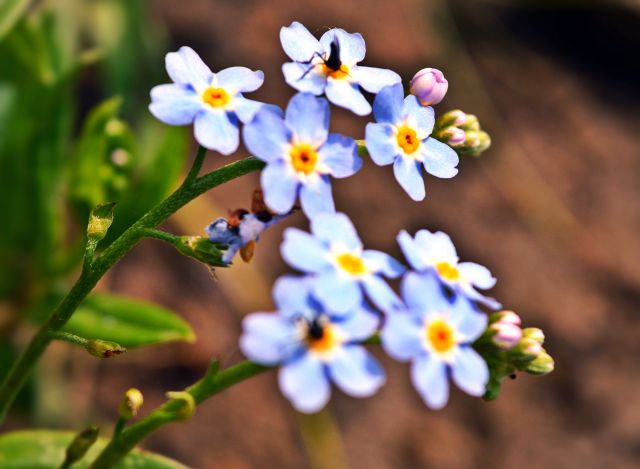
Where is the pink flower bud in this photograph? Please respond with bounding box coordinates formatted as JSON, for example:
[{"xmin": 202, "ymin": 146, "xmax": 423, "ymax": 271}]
[
  {"xmin": 409, "ymin": 68, "xmax": 448, "ymax": 106},
  {"xmin": 497, "ymin": 310, "xmax": 521, "ymax": 326},
  {"xmin": 445, "ymin": 127, "xmax": 466, "ymax": 146},
  {"xmin": 489, "ymin": 322, "xmax": 523, "ymax": 350}
]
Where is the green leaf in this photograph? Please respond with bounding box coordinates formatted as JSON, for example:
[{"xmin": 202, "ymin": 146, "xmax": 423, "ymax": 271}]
[
  {"xmin": 63, "ymin": 294, "xmax": 195, "ymax": 348},
  {"xmin": 0, "ymin": 0, "xmax": 29, "ymax": 40},
  {"xmin": 0, "ymin": 430, "xmax": 190, "ymax": 468}
]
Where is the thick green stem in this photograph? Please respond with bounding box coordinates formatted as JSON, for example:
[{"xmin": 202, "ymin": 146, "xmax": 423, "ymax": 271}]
[
  {"xmin": 90, "ymin": 361, "xmax": 270, "ymax": 468},
  {"xmin": 0, "ymin": 155, "xmax": 265, "ymax": 423}
]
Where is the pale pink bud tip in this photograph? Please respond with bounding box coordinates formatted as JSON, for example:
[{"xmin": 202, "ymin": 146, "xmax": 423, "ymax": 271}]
[{"xmin": 409, "ymin": 68, "xmax": 448, "ymax": 106}]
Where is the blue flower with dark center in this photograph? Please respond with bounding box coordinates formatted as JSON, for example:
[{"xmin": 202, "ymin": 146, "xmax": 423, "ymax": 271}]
[
  {"xmin": 365, "ymin": 83, "xmax": 459, "ymax": 200},
  {"xmin": 149, "ymin": 46, "xmax": 268, "ymax": 155},
  {"xmin": 280, "ymin": 22, "xmax": 401, "ymax": 116},
  {"xmin": 243, "ymin": 93, "xmax": 362, "ymax": 218},
  {"xmin": 240, "ymin": 276, "xmax": 385, "ymax": 413},
  {"xmin": 281, "ymin": 212, "xmax": 405, "ymax": 314},
  {"xmin": 381, "ymin": 271, "xmax": 489, "ymax": 409}
]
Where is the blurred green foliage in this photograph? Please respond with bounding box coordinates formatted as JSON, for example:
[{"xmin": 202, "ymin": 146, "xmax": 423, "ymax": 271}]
[{"xmin": 0, "ymin": 0, "xmax": 190, "ymax": 417}]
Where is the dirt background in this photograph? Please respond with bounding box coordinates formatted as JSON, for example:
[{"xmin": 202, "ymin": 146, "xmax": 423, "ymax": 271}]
[{"xmin": 14, "ymin": 1, "xmax": 640, "ymax": 468}]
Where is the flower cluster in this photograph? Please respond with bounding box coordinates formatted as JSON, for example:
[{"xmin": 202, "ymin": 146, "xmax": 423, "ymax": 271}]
[{"xmin": 149, "ymin": 21, "xmax": 551, "ymax": 413}]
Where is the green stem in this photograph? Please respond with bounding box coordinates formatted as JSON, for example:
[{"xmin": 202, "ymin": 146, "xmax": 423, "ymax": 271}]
[
  {"xmin": 0, "ymin": 155, "xmax": 265, "ymax": 423},
  {"xmin": 140, "ymin": 228, "xmax": 179, "ymax": 244},
  {"xmin": 90, "ymin": 361, "xmax": 270, "ymax": 468},
  {"xmin": 49, "ymin": 331, "xmax": 89, "ymax": 347}
]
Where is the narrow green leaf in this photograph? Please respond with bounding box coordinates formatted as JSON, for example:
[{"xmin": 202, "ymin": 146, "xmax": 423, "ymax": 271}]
[
  {"xmin": 0, "ymin": 430, "xmax": 189, "ymax": 468},
  {"xmin": 0, "ymin": 0, "xmax": 29, "ymax": 40},
  {"xmin": 62, "ymin": 294, "xmax": 195, "ymax": 348}
]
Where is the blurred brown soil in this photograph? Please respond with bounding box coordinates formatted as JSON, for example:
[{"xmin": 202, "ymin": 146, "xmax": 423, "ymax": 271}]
[{"xmin": 42, "ymin": 1, "xmax": 640, "ymax": 468}]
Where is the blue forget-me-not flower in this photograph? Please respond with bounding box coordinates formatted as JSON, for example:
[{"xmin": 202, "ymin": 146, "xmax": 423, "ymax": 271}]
[
  {"xmin": 281, "ymin": 212, "xmax": 405, "ymax": 314},
  {"xmin": 397, "ymin": 228, "xmax": 501, "ymax": 309},
  {"xmin": 240, "ymin": 276, "xmax": 385, "ymax": 413},
  {"xmin": 149, "ymin": 46, "xmax": 267, "ymax": 155},
  {"xmin": 381, "ymin": 271, "xmax": 489, "ymax": 409},
  {"xmin": 365, "ymin": 83, "xmax": 459, "ymax": 201},
  {"xmin": 243, "ymin": 93, "xmax": 362, "ymax": 218},
  {"xmin": 280, "ymin": 22, "xmax": 401, "ymax": 116}
]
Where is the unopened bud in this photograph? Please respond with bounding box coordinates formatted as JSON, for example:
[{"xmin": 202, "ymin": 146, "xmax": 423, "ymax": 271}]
[
  {"xmin": 119, "ymin": 388, "xmax": 144, "ymax": 420},
  {"xmin": 87, "ymin": 202, "xmax": 116, "ymax": 244},
  {"xmin": 490, "ymin": 310, "xmax": 522, "ymax": 326},
  {"xmin": 524, "ymin": 351, "xmax": 554, "ymax": 375},
  {"xmin": 175, "ymin": 236, "xmax": 227, "ymax": 267},
  {"xmin": 435, "ymin": 110, "xmax": 467, "ymax": 130},
  {"xmin": 166, "ymin": 391, "xmax": 195, "ymax": 421},
  {"xmin": 86, "ymin": 339, "xmax": 126, "ymax": 358},
  {"xmin": 509, "ymin": 337, "xmax": 543, "ymax": 368},
  {"xmin": 63, "ymin": 425, "xmax": 99, "ymax": 467},
  {"xmin": 459, "ymin": 113, "xmax": 480, "ymax": 131},
  {"xmin": 489, "ymin": 322, "xmax": 522, "ymax": 350},
  {"xmin": 441, "ymin": 127, "xmax": 466, "ymax": 146},
  {"xmin": 409, "ymin": 68, "xmax": 448, "ymax": 106},
  {"xmin": 522, "ymin": 327, "xmax": 545, "ymax": 345},
  {"xmin": 461, "ymin": 130, "xmax": 491, "ymax": 157}
]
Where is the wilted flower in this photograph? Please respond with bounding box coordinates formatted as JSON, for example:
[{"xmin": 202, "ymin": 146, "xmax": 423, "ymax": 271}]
[
  {"xmin": 240, "ymin": 276, "xmax": 385, "ymax": 413},
  {"xmin": 280, "ymin": 22, "xmax": 401, "ymax": 115}
]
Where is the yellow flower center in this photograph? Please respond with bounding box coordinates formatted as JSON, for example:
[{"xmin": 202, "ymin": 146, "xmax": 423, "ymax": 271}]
[
  {"xmin": 336, "ymin": 253, "xmax": 367, "ymax": 276},
  {"xmin": 202, "ymin": 87, "xmax": 231, "ymax": 108},
  {"xmin": 290, "ymin": 143, "xmax": 318, "ymax": 175},
  {"xmin": 321, "ymin": 63, "xmax": 350, "ymax": 80},
  {"xmin": 397, "ymin": 126, "xmax": 420, "ymax": 154},
  {"xmin": 426, "ymin": 318, "xmax": 456, "ymax": 354},
  {"xmin": 307, "ymin": 322, "xmax": 339, "ymax": 353},
  {"xmin": 435, "ymin": 262, "xmax": 460, "ymax": 281}
]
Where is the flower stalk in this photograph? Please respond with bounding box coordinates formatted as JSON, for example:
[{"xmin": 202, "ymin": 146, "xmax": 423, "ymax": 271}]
[{"xmin": 0, "ymin": 152, "xmax": 265, "ymax": 423}]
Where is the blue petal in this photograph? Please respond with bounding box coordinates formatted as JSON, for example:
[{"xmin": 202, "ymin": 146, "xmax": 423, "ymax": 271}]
[
  {"xmin": 206, "ymin": 218, "xmax": 238, "ymax": 244},
  {"xmin": 459, "ymin": 283, "xmax": 502, "ymax": 311},
  {"xmin": 282, "ymin": 62, "xmax": 327, "ymax": 94},
  {"xmin": 149, "ymin": 84, "xmax": 201, "ymax": 125},
  {"xmin": 260, "ymin": 162, "xmax": 299, "ymax": 213},
  {"xmin": 311, "ymin": 212, "xmax": 362, "ymax": 251},
  {"xmin": 243, "ymin": 109, "xmax": 292, "ymax": 163},
  {"xmin": 328, "ymin": 346, "xmax": 385, "ymax": 397},
  {"xmin": 365, "ymin": 123, "xmax": 399, "ymax": 166},
  {"xmin": 411, "ymin": 354, "xmax": 450, "ymax": 409},
  {"xmin": 325, "ymin": 79, "xmax": 371, "ymax": 116},
  {"xmin": 373, "ymin": 83, "xmax": 404, "ymax": 124},
  {"xmin": 194, "ymin": 110, "xmax": 239, "ymax": 155},
  {"xmin": 362, "ymin": 250, "xmax": 405, "ymax": 278},
  {"xmin": 281, "ymin": 228, "xmax": 331, "ymax": 273},
  {"xmin": 216, "ymin": 67, "xmax": 264, "ymax": 93},
  {"xmin": 273, "ymin": 275, "xmax": 315, "ymax": 316},
  {"xmin": 240, "ymin": 312, "xmax": 299, "ymax": 364},
  {"xmin": 451, "ymin": 346, "xmax": 489, "ymax": 397},
  {"xmin": 320, "ymin": 28, "xmax": 366, "ymax": 64},
  {"xmin": 299, "ymin": 176, "xmax": 335, "ymax": 218},
  {"xmin": 397, "ymin": 229, "xmax": 428, "ymax": 271},
  {"xmin": 362, "ymin": 275, "xmax": 403, "ymax": 313},
  {"xmin": 336, "ymin": 305, "xmax": 380, "ymax": 341},
  {"xmin": 414, "ymin": 229, "xmax": 458, "ymax": 263},
  {"xmin": 278, "ymin": 353, "xmax": 331, "ymax": 413},
  {"xmin": 381, "ymin": 313, "xmax": 423, "ymax": 361},
  {"xmin": 280, "ymin": 21, "xmax": 322, "ymax": 62},
  {"xmin": 458, "ymin": 262, "xmax": 497, "ymax": 289},
  {"xmin": 393, "ymin": 156, "xmax": 425, "ymax": 201},
  {"xmin": 318, "ymin": 134, "xmax": 362, "ymax": 178},
  {"xmin": 450, "ymin": 295, "xmax": 488, "ymax": 342},
  {"xmin": 401, "ymin": 272, "xmax": 450, "ymax": 316},
  {"xmin": 421, "ymin": 138, "xmax": 459, "ymax": 179},
  {"xmin": 351, "ymin": 65, "xmax": 401, "ymax": 93},
  {"xmin": 234, "ymin": 96, "xmax": 268, "ymax": 124},
  {"xmin": 402, "ymin": 96, "xmax": 435, "ymax": 139},
  {"xmin": 314, "ymin": 270, "xmax": 362, "ymax": 314},
  {"xmin": 165, "ymin": 46, "xmax": 213, "ymax": 90},
  {"xmin": 285, "ymin": 93, "xmax": 329, "ymax": 145},
  {"xmin": 221, "ymin": 242, "xmax": 242, "ymax": 264}
]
